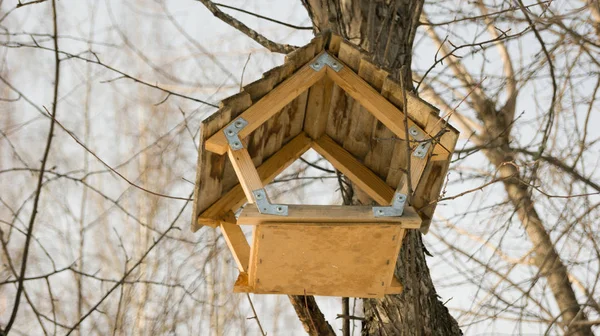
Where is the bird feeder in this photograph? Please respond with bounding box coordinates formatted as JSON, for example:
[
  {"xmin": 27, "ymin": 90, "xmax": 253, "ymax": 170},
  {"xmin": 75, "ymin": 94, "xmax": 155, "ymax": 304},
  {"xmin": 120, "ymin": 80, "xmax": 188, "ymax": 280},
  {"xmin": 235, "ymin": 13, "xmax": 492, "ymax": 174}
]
[{"xmin": 191, "ymin": 33, "xmax": 458, "ymax": 298}]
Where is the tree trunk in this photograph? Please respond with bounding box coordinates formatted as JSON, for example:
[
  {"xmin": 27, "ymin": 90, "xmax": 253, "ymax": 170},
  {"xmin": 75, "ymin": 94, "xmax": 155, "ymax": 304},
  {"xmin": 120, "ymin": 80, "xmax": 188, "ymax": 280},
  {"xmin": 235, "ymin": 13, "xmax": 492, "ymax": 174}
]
[{"xmin": 301, "ymin": 1, "xmax": 462, "ymax": 335}]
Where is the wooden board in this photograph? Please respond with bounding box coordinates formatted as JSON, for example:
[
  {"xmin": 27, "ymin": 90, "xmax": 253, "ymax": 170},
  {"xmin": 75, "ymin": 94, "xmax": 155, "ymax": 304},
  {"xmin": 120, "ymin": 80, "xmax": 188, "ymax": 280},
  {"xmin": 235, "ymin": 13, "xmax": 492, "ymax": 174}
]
[
  {"xmin": 312, "ymin": 135, "xmax": 394, "ymax": 205},
  {"xmin": 238, "ymin": 204, "xmax": 421, "ymax": 228},
  {"xmin": 206, "ymin": 56, "xmax": 326, "ymax": 155},
  {"xmin": 247, "ymin": 223, "xmax": 404, "ymax": 298},
  {"xmin": 197, "ymin": 132, "xmax": 312, "ymax": 228},
  {"xmin": 219, "ymin": 212, "xmax": 250, "ymax": 272}
]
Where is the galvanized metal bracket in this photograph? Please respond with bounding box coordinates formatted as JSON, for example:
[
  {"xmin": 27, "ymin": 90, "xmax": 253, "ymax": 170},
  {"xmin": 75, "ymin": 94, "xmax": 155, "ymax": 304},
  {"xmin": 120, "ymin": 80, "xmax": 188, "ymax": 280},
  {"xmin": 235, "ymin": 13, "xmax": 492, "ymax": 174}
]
[
  {"xmin": 252, "ymin": 188, "xmax": 288, "ymax": 216},
  {"xmin": 224, "ymin": 117, "xmax": 248, "ymax": 151},
  {"xmin": 373, "ymin": 192, "xmax": 407, "ymax": 217},
  {"xmin": 310, "ymin": 52, "xmax": 343, "ymax": 72},
  {"xmin": 408, "ymin": 126, "xmax": 430, "ymax": 159}
]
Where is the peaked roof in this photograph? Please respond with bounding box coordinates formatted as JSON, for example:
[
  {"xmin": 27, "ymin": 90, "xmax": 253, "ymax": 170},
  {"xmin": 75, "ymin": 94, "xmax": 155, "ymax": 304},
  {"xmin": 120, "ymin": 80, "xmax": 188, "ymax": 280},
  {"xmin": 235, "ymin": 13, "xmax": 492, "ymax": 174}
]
[{"xmin": 191, "ymin": 32, "xmax": 459, "ymax": 232}]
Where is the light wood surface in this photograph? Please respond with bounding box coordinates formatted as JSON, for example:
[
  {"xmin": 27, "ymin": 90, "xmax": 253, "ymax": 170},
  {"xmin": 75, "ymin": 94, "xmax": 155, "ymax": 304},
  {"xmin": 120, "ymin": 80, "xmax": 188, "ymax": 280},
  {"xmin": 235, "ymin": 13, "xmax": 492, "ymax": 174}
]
[
  {"xmin": 313, "ymin": 135, "xmax": 394, "ymax": 205},
  {"xmin": 246, "ymin": 223, "xmax": 404, "ymax": 298},
  {"xmin": 238, "ymin": 205, "xmax": 421, "ymax": 228},
  {"xmin": 198, "ymin": 132, "xmax": 312, "ymax": 227},
  {"xmin": 227, "ymin": 147, "xmax": 264, "ymax": 203},
  {"xmin": 206, "ymin": 56, "xmax": 327, "ymax": 155},
  {"xmin": 219, "ymin": 212, "xmax": 250, "ymax": 272}
]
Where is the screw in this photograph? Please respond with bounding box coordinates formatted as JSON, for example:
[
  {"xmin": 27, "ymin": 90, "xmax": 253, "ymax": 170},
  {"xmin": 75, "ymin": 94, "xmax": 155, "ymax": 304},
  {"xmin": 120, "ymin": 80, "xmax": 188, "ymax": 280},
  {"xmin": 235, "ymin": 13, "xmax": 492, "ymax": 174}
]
[
  {"xmin": 377, "ymin": 209, "xmax": 384, "ymax": 215},
  {"xmin": 255, "ymin": 193, "xmax": 263, "ymax": 199},
  {"xmin": 234, "ymin": 141, "xmax": 241, "ymax": 148},
  {"xmin": 226, "ymin": 129, "xmax": 235, "ymax": 136},
  {"xmin": 397, "ymin": 195, "xmax": 406, "ymax": 201},
  {"xmin": 332, "ymin": 62, "xmax": 338, "ymax": 66},
  {"xmin": 276, "ymin": 206, "xmax": 284, "ymax": 212},
  {"xmin": 234, "ymin": 120, "xmax": 243, "ymax": 128},
  {"xmin": 410, "ymin": 128, "xmax": 418, "ymax": 136},
  {"xmin": 314, "ymin": 62, "xmax": 320, "ymax": 67}
]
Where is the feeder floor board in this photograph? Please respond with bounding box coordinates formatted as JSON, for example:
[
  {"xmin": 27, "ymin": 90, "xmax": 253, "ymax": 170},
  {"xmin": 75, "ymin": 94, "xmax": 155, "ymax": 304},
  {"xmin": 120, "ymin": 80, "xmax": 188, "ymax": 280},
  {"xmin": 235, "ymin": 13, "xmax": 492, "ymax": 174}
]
[{"xmin": 237, "ymin": 223, "xmax": 405, "ymax": 298}]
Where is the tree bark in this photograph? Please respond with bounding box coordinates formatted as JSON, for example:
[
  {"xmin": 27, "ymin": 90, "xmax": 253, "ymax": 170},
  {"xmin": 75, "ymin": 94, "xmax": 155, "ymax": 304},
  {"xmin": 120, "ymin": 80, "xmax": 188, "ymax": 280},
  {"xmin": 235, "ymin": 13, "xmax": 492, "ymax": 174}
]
[{"xmin": 301, "ymin": 1, "xmax": 462, "ymax": 335}]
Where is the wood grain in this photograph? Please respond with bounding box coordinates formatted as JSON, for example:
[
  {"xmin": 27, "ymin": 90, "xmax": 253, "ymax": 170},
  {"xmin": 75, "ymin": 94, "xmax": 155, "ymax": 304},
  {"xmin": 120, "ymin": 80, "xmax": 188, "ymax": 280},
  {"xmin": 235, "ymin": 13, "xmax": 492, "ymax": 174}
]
[
  {"xmin": 206, "ymin": 58, "xmax": 326, "ymax": 155},
  {"xmin": 197, "ymin": 132, "xmax": 312, "ymax": 228},
  {"xmin": 313, "ymin": 135, "xmax": 394, "ymax": 205},
  {"xmin": 238, "ymin": 204, "xmax": 421, "ymax": 228},
  {"xmin": 247, "ymin": 223, "xmax": 404, "ymax": 297}
]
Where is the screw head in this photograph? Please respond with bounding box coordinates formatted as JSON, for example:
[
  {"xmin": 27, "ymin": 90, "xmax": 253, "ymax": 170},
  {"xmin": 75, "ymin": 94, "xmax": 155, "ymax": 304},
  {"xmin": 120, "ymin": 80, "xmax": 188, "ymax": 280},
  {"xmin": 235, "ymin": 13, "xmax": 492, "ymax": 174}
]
[
  {"xmin": 377, "ymin": 209, "xmax": 384, "ymax": 215},
  {"xmin": 410, "ymin": 128, "xmax": 418, "ymax": 136},
  {"xmin": 226, "ymin": 129, "xmax": 235, "ymax": 136},
  {"xmin": 233, "ymin": 141, "xmax": 241, "ymax": 148},
  {"xmin": 234, "ymin": 120, "xmax": 243, "ymax": 128},
  {"xmin": 397, "ymin": 195, "xmax": 406, "ymax": 201},
  {"xmin": 276, "ymin": 206, "xmax": 284, "ymax": 212},
  {"xmin": 255, "ymin": 193, "xmax": 263, "ymax": 199}
]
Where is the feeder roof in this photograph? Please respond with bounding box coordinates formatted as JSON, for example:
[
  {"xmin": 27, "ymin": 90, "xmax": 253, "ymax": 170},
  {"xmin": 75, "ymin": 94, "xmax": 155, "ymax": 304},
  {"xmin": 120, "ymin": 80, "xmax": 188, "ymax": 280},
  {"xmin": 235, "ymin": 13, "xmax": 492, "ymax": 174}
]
[{"xmin": 191, "ymin": 32, "xmax": 459, "ymax": 232}]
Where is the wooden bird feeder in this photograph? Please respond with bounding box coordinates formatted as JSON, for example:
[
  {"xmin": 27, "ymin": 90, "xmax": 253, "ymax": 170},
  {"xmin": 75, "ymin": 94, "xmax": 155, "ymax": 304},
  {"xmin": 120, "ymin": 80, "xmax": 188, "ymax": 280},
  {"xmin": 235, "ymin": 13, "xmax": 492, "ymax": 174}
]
[{"xmin": 191, "ymin": 33, "xmax": 459, "ymax": 298}]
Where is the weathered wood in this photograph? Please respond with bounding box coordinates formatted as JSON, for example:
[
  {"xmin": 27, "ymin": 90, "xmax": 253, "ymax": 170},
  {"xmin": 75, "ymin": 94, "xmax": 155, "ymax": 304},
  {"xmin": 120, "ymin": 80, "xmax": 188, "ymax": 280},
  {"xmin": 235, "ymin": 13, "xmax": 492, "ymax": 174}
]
[
  {"xmin": 325, "ymin": 57, "xmax": 450, "ymax": 155},
  {"xmin": 197, "ymin": 132, "xmax": 312, "ymax": 228},
  {"xmin": 304, "ymin": 76, "xmax": 334, "ymax": 140},
  {"xmin": 206, "ymin": 58, "xmax": 326, "ymax": 155},
  {"xmin": 245, "ymin": 223, "xmax": 405, "ymax": 298},
  {"xmin": 339, "ymin": 50, "xmax": 378, "ymax": 161},
  {"xmin": 192, "ymin": 93, "xmax": 252, "ymax": 231},
  {"xmin": 313, "ymin": 134, "xmax": 394, "ymax": 205},
  {"xmin": 219, "ymin": 211, "xmax": 250, "ymax": 272},
  {"xmin": 238, "ymin": 205, "xmax": 421, "ymax": 228}
]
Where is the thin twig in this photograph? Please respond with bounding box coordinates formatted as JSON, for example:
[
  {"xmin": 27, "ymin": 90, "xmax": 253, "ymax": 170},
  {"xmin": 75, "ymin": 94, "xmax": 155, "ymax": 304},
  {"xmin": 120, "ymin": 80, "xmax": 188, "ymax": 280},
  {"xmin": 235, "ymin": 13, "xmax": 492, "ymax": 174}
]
[
  {"xmin": 2, "ymin": 1, "xmax": 60, "ymax": 333},
  {"xmin": 195, "ymin": 0, "xmax": 297, "ymax": 54},
  {"xmin": 245, "ymin": 294, "xmax": 267, "ymax": 336},
  {"xmin": 214, "ymin": 2, "xmax": 312, "ymax": 30}
]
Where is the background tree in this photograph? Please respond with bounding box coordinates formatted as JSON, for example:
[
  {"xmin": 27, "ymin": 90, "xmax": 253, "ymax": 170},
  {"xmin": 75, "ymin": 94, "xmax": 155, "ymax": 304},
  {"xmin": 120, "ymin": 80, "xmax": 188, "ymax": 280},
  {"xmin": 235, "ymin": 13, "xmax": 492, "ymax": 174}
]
[{"xmin": 1, "ymin": 0, "xmax": 599, "ymax": 335}]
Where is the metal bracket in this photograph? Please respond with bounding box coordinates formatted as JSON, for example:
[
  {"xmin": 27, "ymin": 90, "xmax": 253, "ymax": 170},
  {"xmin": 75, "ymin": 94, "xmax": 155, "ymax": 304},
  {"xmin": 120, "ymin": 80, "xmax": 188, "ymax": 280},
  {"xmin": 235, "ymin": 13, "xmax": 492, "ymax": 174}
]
[
  {"xmin": 252, "ymin": 189, "xmax": 288, "ymax": 216},
  {"xmin": 224, "ymin": 117, "xmax": 248, "ymax": 151},
  {"xmin": 408, "ymin": 126, "xmax": 430, "ymax": 158},
  {"xmin": 373, "ymin": 192, "xmax": 407, "ymax": 217},
  {"xmin": 310, "ymin": 52, "xmax": 343, "ymax": 72}
]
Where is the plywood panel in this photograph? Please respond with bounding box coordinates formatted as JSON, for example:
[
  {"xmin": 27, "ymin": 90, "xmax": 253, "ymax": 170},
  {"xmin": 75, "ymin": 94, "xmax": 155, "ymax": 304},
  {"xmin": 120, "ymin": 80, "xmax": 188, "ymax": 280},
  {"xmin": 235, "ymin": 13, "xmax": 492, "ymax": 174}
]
[{"xmin": 250, "ymin": 223, "xmax": 403, "ymax": 297}]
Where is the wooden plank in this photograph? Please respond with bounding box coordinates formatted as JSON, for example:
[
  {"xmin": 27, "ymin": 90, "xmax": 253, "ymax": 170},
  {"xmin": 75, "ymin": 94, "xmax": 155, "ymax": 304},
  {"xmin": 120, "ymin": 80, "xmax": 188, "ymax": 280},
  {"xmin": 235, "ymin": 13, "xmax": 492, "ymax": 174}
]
[
  {"xmin": 313, "ymin": 135, "xmax": 394, "ymax": 205},
  {"xmin": 219, "ymin": 211, "xmax": 250, "ymax": 272},
  {"xmin": 383, "ymin": 228, "xmax": 405, "ymax": 294},
  {"xmin": 198, "ymin": 133, "xmax": 312, "ymax": 226},
  {"xmin": 325, "ymin": 57, "xmax": 451, "ymax": 156},
  {"xmin": 304, "ymin": 76, "xmax": 334, "ymax": 139},
  {"xmin": 227, "ymin": 146, "xmax": 264, "ymax": 203},
  {"xmin": 386, "ymin": 276, "xmax": 404, "ymax": 294},
  {"xmin": 339, "ymin": 51, "xmax": 377, "ymax": 161},
  {"xmin": 381, "ymin": 77, "xmax": 434, "ymax": 129},
  {"xmin": 238, "ymin": 205, "xmax": 421, "ymax": 228},
  {"xmin": 206, "ymin": 57, "xmax": 327, "ymax": 155},
  {"xmin": 249, "ymin": 223, "xmax": 404, "ymax": 297},
  {"xmin": 413, "ymin": 145, "xmax": 454, "ymax": 234},
  {"xmin": 328, "ymin": 33, "xmax": 342, "ymax": 56},
  {"xmin": 192, "ymin": 94, "xmax": 253, "ymax": 232},
  {"xmin": 233, "ymin": 272, "xmax": 252, "ymax": 293}
]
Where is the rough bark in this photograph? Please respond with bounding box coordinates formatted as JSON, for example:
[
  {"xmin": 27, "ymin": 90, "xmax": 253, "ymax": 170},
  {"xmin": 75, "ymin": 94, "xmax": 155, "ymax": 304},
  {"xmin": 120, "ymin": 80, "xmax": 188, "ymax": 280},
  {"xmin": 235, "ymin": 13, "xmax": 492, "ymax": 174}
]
[
  {"xmin": 289, "ymin": 295, "xmax": 337, "ymax": 335},
  {"xmin": 301, "ymin": 1, "xmax": 462, "ymax": 335}
]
